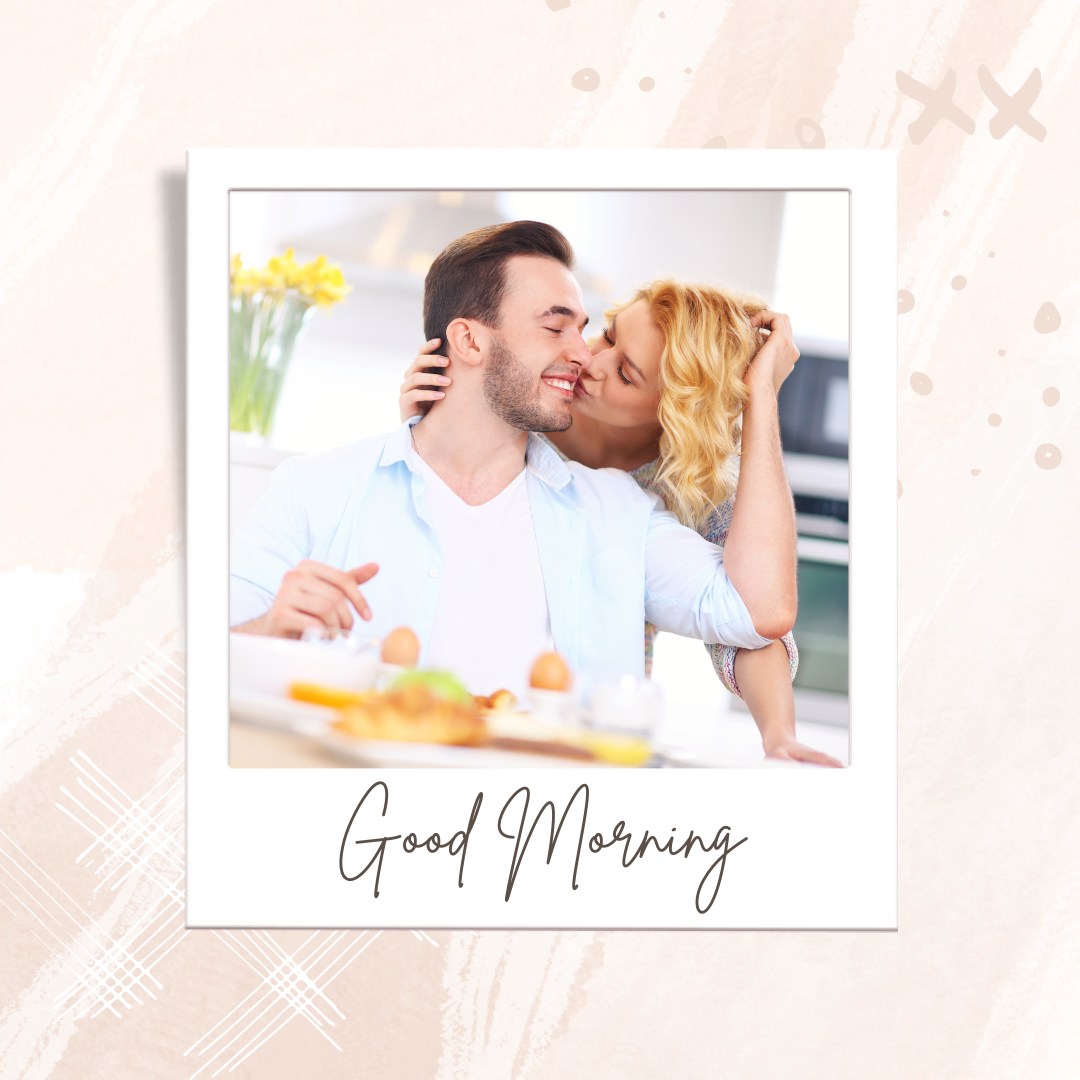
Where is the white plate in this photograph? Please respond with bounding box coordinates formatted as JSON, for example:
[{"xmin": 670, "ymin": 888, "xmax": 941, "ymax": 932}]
[
  {"xmin": 313, "ymin": 727, "xmax": 609, "ymax": 768},
  {"xmin": 311, "ymin": 725, "xmax": 609, "ymax": 768},
  {"xmin": 230, "ymin": 690, "xmax": 337, "ymax": 731},
  {"xmin": 230, "ymin": 632, "xmax": 380, "ymax": 697},
  {"xmin": 230, "ymin": 692, "xmax": 616, "ymax": 767}
]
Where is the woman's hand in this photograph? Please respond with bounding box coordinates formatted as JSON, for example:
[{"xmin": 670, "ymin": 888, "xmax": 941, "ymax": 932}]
[
  {"xmin": 747, "ymin": 310, "xmax": 800, "ymax": 396},
  {"xmin": 763, "ymin": 736, "xmax": 843, "ymax": 768},
  {"xmin": 399, "ymin": 339, "xmax": 452, "ymax": 421}
]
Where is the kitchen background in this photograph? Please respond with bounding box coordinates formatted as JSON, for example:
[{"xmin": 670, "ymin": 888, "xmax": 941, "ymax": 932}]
[{"xmin": 229, "ymin": 189, "xmax": 850, "ymax": 758}]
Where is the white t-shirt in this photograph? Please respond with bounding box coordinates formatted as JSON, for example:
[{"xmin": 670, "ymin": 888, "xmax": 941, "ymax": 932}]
[{"xmin": 407, "ymin": 445, "xmax": 553, "ymax": 697}]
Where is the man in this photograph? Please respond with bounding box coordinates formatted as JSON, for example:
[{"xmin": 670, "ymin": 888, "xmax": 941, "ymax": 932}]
[{"xmin": 230, "ymin": 221, "xmax": 783, "ymax": 696}]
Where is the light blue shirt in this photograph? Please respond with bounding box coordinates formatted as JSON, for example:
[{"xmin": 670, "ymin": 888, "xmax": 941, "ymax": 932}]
[{"xmin": 230, "ymin": 420, "xmax": 770, "ymax": 679}]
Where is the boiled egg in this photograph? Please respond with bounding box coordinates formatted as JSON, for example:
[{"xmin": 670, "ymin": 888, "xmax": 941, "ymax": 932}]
[
  {"xmin": 380, "ymin": 626, "xmax": 420, "ymax": 667},
  {"xmin": 529, "ymin": 651, "xmax": 572, "ymax": 692}
]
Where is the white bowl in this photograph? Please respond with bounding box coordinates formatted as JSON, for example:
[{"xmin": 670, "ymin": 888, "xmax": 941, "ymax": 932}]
[{"xmin": 229, "ymin": 633, "xmax": 380, "ymax": 697}]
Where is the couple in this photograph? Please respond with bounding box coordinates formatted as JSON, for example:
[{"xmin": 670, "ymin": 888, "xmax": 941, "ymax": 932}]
[{"xmin": 230, "ymin": 219, "xmax": 840, "ymax": 766}]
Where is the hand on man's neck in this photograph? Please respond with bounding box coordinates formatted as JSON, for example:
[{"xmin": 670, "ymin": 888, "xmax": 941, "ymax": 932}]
[{"xmin": 411, "ymin": 393, "xmax": 529, "ymax": 507}]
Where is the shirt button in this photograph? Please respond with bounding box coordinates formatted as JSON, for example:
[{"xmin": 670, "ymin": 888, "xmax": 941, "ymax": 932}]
[{"xmin": 428, "ymin": 566, "xmax": 439, "ymax": 578}]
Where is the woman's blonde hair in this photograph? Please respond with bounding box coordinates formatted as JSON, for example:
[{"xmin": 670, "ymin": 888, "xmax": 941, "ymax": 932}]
[{"xmin": 611, "ymin": 279, "xmax": 767, "ymax": 531}]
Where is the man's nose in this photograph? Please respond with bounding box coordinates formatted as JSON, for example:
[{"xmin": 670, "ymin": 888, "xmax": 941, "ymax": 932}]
[{"xmin": 565, "ymin": 330, "xmax": 592, "ymax": 368}]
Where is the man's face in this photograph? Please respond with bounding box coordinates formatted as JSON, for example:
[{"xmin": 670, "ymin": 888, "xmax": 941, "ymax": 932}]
[{"xmin": 481, "ymin": 255, "xmax": 591, "ymax": 432}]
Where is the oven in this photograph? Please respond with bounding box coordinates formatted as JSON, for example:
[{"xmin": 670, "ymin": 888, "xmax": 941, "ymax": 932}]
[{"xmin": 779, "ymin": 341, "xmax": 849, "ymax": 727}]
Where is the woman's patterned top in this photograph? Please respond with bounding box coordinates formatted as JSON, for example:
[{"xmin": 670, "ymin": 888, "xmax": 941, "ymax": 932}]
[{"xmin": 627, "ymin": 456, "xmax": 799, "ymax": 698}]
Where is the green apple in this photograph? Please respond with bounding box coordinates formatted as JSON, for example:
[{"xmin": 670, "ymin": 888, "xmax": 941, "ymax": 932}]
[{"xmin": 389, "ymin": 669, "xmax": 473, "ymax": 706}]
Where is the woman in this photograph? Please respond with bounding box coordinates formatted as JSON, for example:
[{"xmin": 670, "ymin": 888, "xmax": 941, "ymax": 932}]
[{"xmin": 400, "ymin": 279, "xmax": 840, "ymax": 768}]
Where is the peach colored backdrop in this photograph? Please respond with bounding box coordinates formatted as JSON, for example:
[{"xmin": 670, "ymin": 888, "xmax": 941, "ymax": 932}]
[{"xmin": 3, "ymin": 1, "xmax": 1077, "ymax": 1076}]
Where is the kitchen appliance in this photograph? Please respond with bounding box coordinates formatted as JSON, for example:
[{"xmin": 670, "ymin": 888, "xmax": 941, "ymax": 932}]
[{"xmin": 779, "ymin": 339, "xmax": 849, "ymax": 726}]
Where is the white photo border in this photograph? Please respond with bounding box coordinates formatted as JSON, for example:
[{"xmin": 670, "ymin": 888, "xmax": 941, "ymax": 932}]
[{"xmin": 187, "ymin": 149, "xmax": 896, "ymax": 929}]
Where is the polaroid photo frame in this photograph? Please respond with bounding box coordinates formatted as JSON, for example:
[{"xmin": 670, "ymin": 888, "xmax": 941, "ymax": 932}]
[{"xmin": 187, "ymin": 149, "xmax": 896, "ymax": 928}]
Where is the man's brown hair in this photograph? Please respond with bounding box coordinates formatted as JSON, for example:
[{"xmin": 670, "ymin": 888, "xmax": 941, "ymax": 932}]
[{"xmin": 423, "ymin": 220, "xmax": 575, "ymax": 346}]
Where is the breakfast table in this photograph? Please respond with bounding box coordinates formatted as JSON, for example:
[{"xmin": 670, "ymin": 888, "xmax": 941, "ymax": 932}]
[
  {"xmin": 229, "ymin": 701, "xmax": 849, "ymax": 769},
  {"xmin": 227, "ymin": 632, "xmax": 850, "ymax": 769}
]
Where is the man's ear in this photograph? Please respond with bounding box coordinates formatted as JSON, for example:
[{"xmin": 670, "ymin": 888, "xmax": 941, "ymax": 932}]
[{"xmin": 444, "ymin": 318, "xmax": 487, "ymax": 368}]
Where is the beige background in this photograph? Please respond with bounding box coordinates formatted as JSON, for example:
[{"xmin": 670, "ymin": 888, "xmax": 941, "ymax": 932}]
[{"xmin": 3, "ymin": 0, "xmax": 1078, "ymax": 1076}]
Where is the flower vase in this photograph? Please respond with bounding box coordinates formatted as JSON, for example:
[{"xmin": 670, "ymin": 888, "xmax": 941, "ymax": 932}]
[{"xmin": 229, "ymin": 291, "xmax": 316, "ymax": 438}]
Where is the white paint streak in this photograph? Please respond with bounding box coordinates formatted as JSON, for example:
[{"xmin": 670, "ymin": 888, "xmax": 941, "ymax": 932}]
[
  {"xmin": 552, "ymin": 0, "xmax": 733, "ymax": 147},
  {"xmin": 899, "ymin": 0, "xmax": 1080, "ymax": 361},
  {"xmin": 0, "ymin": 568, "xmax": 89, "ymax": 715},
  {"xmin": 895, "ymin": 1, "xmax": 1080, "ymax": 662},
  {"xmin": 0, "ymin": 557, "xmax": 183, "ymax": 798},
  {"xmin": 820, "ymin": 1, "xmax": 974, "ymax": 147},
  {"xmin": 437, "ymin": 931, "xmax": 595, "ymax": 1078},
  {"xmin": 0, "ymin": 0, "xmax": 221, "ymax": 306},
  {"xmin": 968, "ymin": 803, "xmax": 1080, "ymax": 1077}
]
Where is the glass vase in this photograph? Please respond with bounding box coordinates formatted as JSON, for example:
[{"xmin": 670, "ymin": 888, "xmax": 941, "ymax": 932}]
[{"xmin": 229, "ymin": 291, "xmax": 316, "ymax": 438}]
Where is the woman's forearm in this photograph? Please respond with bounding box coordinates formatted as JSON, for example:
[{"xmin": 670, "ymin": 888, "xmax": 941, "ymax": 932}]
[
  {"xmin": 733, "ymin": 640, "xmax": 797, "ymax": 751},
  {"xmin": 723, "ymin": 379, "xmax": 799, "ymax": 639}
]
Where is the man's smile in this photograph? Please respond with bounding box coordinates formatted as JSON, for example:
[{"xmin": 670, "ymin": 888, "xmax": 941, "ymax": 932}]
[{"xmin": 540, "ymin": 372, "xmax": 579, "ymax": 399}]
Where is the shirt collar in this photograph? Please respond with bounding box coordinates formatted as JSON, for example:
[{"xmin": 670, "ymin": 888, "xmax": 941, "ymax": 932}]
[
  {"xmin": 525, "ymin": 432, "xmax": 572, "ymax": 490},
  {"xmin": 378, "ymin": 418, "xmax": 572, "ymax": 491},
  {"xmin": 377, "ymin": 418, "xmax": 421, "ymax": 468}
]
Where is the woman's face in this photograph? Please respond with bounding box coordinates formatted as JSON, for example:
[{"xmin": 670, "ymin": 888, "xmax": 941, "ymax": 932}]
[{"xmin": 573, "ymin": 299, "xmax": 664, "ymax": 431}]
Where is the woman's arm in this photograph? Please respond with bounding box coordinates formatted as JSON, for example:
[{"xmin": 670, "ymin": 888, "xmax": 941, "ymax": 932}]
[
  {"xmin": 721, "ymin": 311, "xmax": 800, "ymax": 640},
  {"xmin": 700, "ymin": 502, "xmax": 838, "ymax": 765},
  {"xmin": 730, "ymin": 641, "xmax": 841, "ymax": 767}
]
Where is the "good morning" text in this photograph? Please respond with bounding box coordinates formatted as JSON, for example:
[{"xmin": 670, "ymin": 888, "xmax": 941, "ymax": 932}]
[{"xmin": 338, "ymin": 781, "xmax": 748, "ymax": 914}]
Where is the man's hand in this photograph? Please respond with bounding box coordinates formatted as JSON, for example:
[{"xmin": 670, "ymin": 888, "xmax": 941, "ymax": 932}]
[
  {"xmin": 747, "ymin": 309, "xmax": 800, "ymax": 396},
  {"xmin": 238, "ymin": 560, "xmax": 379, "ymax": 638},
  {"xmin": 763, "ymin": 736, "xmax": 843, "ymax": 768}
]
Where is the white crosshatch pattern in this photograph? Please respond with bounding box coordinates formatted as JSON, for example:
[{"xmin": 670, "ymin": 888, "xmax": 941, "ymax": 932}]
[
  {"xmin": 54, "ymin": 748, "xmax": 186, "ymax": 1019},
  {"xmin": 0, "ymin": 649, "xmax": 190, "ymax": 1027},
  {"xmin": 188, "ymin": 149, "xmax": 898, "ymax": 929},
  {"xmin": 185, "ymin": 929, "xmax": 383, "ymax": 1075},
  {"xmin": 0, "ymin": 646, "xmax": 437, "ymax": 1078}
]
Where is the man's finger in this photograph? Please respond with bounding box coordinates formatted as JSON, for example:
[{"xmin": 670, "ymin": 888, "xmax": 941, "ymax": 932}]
[{"xmin": 347, "ymin": 563, "xmax": 379, "ymax": 620}]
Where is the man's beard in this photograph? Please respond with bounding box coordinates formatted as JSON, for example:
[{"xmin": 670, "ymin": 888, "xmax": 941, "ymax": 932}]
[{"xmin": 482, "ymin": 336, "xmax": 573, "ymax": 433}]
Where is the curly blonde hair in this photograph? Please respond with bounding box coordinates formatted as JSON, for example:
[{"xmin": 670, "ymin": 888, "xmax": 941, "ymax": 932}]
[{"xmin": 610, "ymin": 280, "xmax": 767, "ymax": 531}]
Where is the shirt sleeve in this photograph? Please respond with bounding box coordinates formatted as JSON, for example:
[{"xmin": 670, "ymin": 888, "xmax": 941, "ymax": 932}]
[
  {"xmin": 708, "ymin": 634, "xmax": 799, "ymax": 698},
  {"xmin": 641, "ymin": 498, "xmax": 771, "ymax": 650},
  {"xmin": 230, "ymin": 457, "xmax": 310, "ymax": 626}
]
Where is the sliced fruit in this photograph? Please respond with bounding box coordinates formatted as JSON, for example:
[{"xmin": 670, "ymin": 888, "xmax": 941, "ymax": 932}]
[
  {"xmin": 288, "ymin": 683, "xmax": 377, "ymax": 709},
  {"xmin": 577, "ymin": 732, "xmax": 653, "ymax": 767}
]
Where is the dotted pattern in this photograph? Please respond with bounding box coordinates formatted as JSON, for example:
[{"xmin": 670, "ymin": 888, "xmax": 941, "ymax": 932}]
[{"xmin": 571, "ymin": 67, "xmax": 599, "ymax": 91}]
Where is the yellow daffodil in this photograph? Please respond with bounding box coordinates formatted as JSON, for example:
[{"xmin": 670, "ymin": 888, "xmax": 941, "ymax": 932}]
[
  {"xmin": 229, "ymin": 249, "xmax": 351, "ymax": 436},
  {"xmin": 230, "ymin": 249, "xmax": 350, "ymax": 308}
]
